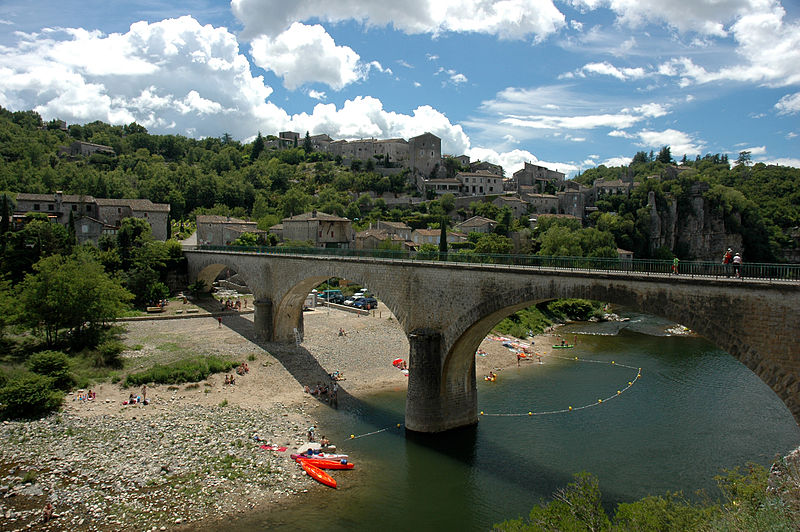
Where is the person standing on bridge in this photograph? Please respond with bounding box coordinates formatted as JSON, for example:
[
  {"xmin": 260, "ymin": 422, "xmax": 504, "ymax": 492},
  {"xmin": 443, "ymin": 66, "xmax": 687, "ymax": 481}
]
[
  {"xmin": 733, "ymin": 252, "xmax": 742, "ymax": 278},
  {"xmin": 722, "ymin": 248, "xmax": 733, "ymax": 277},
  {"xmin": 672, "ymin": 256, "xmax": 679, "ymax": 274}
]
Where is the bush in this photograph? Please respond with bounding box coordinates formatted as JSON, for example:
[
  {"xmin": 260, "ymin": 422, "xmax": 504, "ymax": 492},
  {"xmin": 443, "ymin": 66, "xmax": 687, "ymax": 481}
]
[
  {"xmin": 95, "ymin": 340, "xmax": 125, "ymax": 369},
  {"xmin": 0, "ymin": 373, "xmax": 63, "ymax": 419},
  {"xmin": 26, "ymin": 350, "xmax": 75, "ymax": 390},
  {"xmin": 547, "ymin": 299, "xmax": 600, "ymax": 321},
  {"xmin": 124, "ymin": 356, "xmax": 236, "ymax": 387}
]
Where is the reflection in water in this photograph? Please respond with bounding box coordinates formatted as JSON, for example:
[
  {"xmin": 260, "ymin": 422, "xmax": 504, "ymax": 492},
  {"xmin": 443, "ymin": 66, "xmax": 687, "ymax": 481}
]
[{"xmin": 229, "ymin": 311, "xmax": 800, "ymax": 531}]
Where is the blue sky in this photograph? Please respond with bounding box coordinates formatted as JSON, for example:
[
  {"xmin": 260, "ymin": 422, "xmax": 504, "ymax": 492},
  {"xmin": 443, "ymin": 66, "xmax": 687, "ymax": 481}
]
[{"xmin": 1, "ymin": 0, "xmax": 798, "ymax": 176}]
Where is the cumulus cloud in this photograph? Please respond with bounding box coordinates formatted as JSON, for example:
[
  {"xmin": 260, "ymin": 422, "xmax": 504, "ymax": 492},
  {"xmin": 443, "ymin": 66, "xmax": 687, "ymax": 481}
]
[
  {"xmin": 231, "ymin": 0, "xmax": 566, "ymax": 41},
  {"xmin": 0, "ymin": 16, "xmax": 283, "ymax": 137},
  {"xmin": 775, "ymin": 92, "xmax": 800, "ymax": 115},
  {"xmin": 635, "ymin": 128, "xmax": 705, "ymax": 156},
  {"xmin": 250, "ymin": 23, "xmax": 365, "ymax": 90},
  {"xmin": 308, "ymin": 89, "xmax": 327, "ymax": 100}
]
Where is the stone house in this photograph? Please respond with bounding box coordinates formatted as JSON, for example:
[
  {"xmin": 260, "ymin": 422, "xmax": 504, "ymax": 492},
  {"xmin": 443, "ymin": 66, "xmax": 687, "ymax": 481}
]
[
  {"xmin": 196, "ymin": 215, "xmax": 260, "ymax": 246},
  {"xmin": 14, "ymin": 192, "xmax": 169, "ymax": 243},
  {"xmin": 411, "ymin": 228, "xmax": 467, "ymax": 246},
  {"xmin": 593, "ymin": 178, "xmax": 632, "ymax": 200},
  {"xmin": 455, "ymin": 216, "xmax": 497, "ymax": 234},
  {"xmin": 512, "ymin": 162, "xmax": 565, "ymax": 193},
  {"xmin": 95, "ymin": 198, "xmax": 171, "ymax": 241},
  {"xmin": 492, "ymin": 195, "xmax": 528, "ymax": 217},
  {"xmin": 469, "ymin": 160, "xmax": 504, "ymax": 177},
  {"xmin": 408, "ymin": 132, "xmax": 442, "ymax": 177},
  {"xmin": 354, "ymin": 229, "xmax": 409, "ymax": 250},
  {"xmin": 417, "ymin": 176, "xmax": 461, "ymax": 196},
  {"xmin": 519, "ymin": 189, "xmax": 559, "ymax": 214},
  {"xmin": 456, "ymin": 171, "xmax": 503, "ymax": 196},
  {"xmin": 375, "ymin": 220, "xmax": 412, "ymax": 240},
  {"xmin": 281, "ymin": 210, "xmax": 355, "ymax": 248}
]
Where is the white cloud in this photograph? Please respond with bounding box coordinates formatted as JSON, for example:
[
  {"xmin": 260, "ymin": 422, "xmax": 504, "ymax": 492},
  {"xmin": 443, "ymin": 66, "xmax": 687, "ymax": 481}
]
[
  {"xmin": 397, "ymin": 59, "xmax": 414, "ymax": 69},
  {"xmin": 465, "ymin": 147, "xmax": 578, "ymax": 176},
  {"xmin": 608, "ymin": 129, "xmax": 633, "ymax": 138},
  {"xmin": 308, "ymin": 89, "xmax": 327, "ymax": 100},
  {"xmin": 502, "ymin": 113, "xmax": 642, "ymax": 130},
  {"xmin": 0, "ymin": 16, "xmax": 282, "ymax": 137},
  {"xmin": 413, "ymin": 81, "xmax": 422, "ymax": 87},
  {"xmin": 450, "ymin": 72, "xmax": 468, "ymax": 84},
  {"xmin": 600, "ymin": 156, "xmax": 633, "ymax": 167},
  {"xmin": 756, "ymin": 157, "xmax": 800, "ymax": 168},
  {"xmin": 635, "ymin": 128, "xmax": 705, "ymax": 156},
  {"xmin": 569, "ymin": 0, "xmax": 761, "ymax": 36},
  {"xmin": 571, "ymin": 61, "xmax": 647, "ymax": 80},
  {"xmin": 632, "ymin": 102, "xmax": 669, "ymax": 117},
  {"xmin": 570, "ymin": 20, "xmax": 584, "ymax": 31},
  {"xmin": 775, "ymin": 92, "xmax": 800, "ymax": 115},
  {"xmin": 250, "ymin": 23, "xmax": 365, "ymax": 90},
  {"xmin": 654, "ymin": 4, "xmax": 800, "ymax": 87},
  {"xmin": 741, "ymin": 145, "xmax": 766, "ymax": 155},
  {"xmin": 232, "ymin": 0, "xmax": 566, "ymax": 41}
]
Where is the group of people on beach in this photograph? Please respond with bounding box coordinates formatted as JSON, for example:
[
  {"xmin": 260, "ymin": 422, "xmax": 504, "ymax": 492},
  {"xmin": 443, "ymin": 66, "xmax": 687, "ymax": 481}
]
[
  {"xmin": 221, "ymin": 298, "xmax": 243, "ymax": 312},
  {"xmin": 124, "ymin": 385, "xmax": 148, "ymax": 406},
  {"xmin": 304, "ymin": 379, "xmax": 339, "ymax": 407},
  {"xmin": 74, "ymin": 390, "xmax": 96, "ymax": 402}
]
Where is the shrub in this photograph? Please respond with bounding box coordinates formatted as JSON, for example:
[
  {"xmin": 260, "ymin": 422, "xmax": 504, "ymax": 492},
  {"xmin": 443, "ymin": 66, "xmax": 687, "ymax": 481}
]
[
  {"xmin": 95, "ymin": 340, "xmax": 125, "ymax": 369},
  {"xmin": 547, "ymin": 299, "xmax": 599, "ymax": 321},
  {"xmin": 26, "ymin": 351, "xmax": 75, "ymax": 390},
  {"xmin": 0, "ymin": 373, "xmax": 63, "ymax": 419},
  {"xmin": 124, "ymin": 356, "xmax": 236, "ymax": 387}
]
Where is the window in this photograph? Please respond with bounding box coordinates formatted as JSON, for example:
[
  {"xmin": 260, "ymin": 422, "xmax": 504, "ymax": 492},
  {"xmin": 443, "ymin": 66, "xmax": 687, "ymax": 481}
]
[
  {"xmin": 48, "ymin": 204, "xmax": 54, "ymax": 211},
  {"xmin": 86, "ymin": 205, "xmax": 91, "ymax": 212},
  {"xmin": 33, "ymin": 204, "xmax": 40, "ymax": 210},
  {"xmin": 81, "ymin": 224, "xmax": 89, "ymax": 233},
  {"xmin": 118, "ymin": 208, "xmax": 122, "ymax": 213},
  {"xmin": 72, "ymin": 205, "xmax": 77, "ymax": 211}
]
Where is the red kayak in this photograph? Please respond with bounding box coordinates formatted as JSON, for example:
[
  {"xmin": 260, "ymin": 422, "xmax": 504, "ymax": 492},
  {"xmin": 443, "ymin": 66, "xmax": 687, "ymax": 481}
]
[
  {"xmin": 300, "ymin": 460, "xmax": 337, "ymax": 488},
  {"xmin": 295, "ymin": 457, "xmax": 354, "ymax": 470}
]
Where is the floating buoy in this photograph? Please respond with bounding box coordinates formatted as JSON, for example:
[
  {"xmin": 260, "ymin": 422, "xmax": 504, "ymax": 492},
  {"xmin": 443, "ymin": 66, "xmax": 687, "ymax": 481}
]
[
  {"xmin": 574, "ymin": 356, "xmax": 578, "ymax": 360},
  {"xmin": 628, "ymin": 381, "xmax": 632, "ymax": 385},
  {"xmin": 617, "ymin": 390, "xmax": 621, "ymax": 395},
  {"xmin": 568, "ymin": 406, "xmax": 573, "ymax": 411},
  {"xmin": 396, "ymin": 423, "xmax": 402, "ymax": 428},
  {"xmin": 350, "ymin": 434, "xmax": 355, "ymax": 439},
  {"xmin": 480, "ymin": 411, "xmax": 484, "ymax": 415},
  {"xmin": 611, "ymin": 361, "xmax": 615, "ymax": 364},
  {"xmin": 528, "ymin": 412, "xmax": 532, "ymax": 416},
  {"xmin": 598, "ymin": 399, "xmax": 603, "ymax": 403}
]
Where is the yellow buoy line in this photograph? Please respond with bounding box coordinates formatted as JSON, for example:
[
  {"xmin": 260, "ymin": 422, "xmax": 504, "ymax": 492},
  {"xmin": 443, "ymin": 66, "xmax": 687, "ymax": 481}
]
[
  {"xmin": 480, "ymin": 354, "xmax": 642, "ymax": 417},
  {"xmin": 346, "ymin": 356, "xmax": 642, "ymax": 438}
]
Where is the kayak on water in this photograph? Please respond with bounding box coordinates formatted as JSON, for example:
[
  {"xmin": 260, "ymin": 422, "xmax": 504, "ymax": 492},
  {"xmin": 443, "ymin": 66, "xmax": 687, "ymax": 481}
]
[{"xmin": 295, "ymin": 457, "xmax": 355, "ymax": 470}]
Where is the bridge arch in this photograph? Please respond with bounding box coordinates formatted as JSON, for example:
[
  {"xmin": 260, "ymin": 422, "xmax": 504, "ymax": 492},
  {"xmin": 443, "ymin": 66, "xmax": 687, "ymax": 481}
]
[{"xmin": 185, "ymin": 250, "xmax": 800, "ymax": 433}]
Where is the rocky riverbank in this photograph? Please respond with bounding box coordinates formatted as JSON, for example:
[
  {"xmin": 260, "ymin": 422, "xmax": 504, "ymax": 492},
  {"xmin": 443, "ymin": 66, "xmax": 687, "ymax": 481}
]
[{"xmin": 0, "ymin": 305, "xmax": 540, "ymax": 531}]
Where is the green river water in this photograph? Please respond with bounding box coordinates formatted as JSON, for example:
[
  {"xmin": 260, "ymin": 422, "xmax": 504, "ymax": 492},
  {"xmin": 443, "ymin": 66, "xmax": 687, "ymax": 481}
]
[{"xmin": 231, "ymin": 311, "xmax": 800, "ymax": 531}]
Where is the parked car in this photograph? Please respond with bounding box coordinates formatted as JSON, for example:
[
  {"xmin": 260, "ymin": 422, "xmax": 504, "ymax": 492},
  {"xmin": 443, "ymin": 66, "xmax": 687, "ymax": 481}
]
[
  {"xmin": 353, "ymin": 297, "xmax": 378, "ymax": 310},
  {"xmin": 320, "ymin": 289, "xmax": 344, "ymax": 304},
  {"xmin": 344, "ymin": 296, "xmax": 363, "ymax": 307}
]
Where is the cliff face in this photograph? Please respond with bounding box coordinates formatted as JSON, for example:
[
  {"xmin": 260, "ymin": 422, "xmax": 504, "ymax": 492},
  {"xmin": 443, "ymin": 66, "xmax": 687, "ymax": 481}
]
[{"xmin": 648, "ymin": 185, "xmax": 743, "ymax": 261}]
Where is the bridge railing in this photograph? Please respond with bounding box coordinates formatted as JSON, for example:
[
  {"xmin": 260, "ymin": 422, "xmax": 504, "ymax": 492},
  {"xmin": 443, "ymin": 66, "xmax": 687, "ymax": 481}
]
[{"xmin": 195, "ymin": 245, "xmax": 800, "ymax": 281}]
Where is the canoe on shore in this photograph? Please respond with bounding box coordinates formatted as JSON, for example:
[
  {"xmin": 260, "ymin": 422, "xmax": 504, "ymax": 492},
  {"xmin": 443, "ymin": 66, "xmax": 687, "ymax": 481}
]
[
  {"xmin": 552, "ymin": 344, "xmax": 575, "ymax": 349},
  {"xmin": 295, "ymin": 456, "xmax": 354, "ymax": 470},
  {"xmin": 300, "ymin": 460, "xmax": 337, "ymax": 488}
]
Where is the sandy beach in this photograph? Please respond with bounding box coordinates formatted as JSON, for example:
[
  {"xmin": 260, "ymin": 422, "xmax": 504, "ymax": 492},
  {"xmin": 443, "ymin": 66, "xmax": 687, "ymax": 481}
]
[{"xmin": 0, "ymin": 303, "xmax": 564, "ymax": 531}]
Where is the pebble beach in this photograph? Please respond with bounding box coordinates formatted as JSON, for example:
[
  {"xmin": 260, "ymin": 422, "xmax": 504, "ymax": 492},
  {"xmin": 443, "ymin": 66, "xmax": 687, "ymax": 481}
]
[{"xmin": 0, "ymin": 303, "xmax": 562, "ymax": 531}]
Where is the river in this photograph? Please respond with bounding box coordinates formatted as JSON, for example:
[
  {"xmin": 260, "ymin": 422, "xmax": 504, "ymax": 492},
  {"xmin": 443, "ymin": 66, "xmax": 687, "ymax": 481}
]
[{"xmin": 232, "ymin": 310, "xmax": 800, "ymax": 531}]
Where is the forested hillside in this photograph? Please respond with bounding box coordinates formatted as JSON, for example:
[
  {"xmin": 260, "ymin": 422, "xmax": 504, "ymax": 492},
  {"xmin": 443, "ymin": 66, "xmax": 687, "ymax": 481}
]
[{"xmin": 1, "ymin": 107, "xmax": 798, "ymax": 261}]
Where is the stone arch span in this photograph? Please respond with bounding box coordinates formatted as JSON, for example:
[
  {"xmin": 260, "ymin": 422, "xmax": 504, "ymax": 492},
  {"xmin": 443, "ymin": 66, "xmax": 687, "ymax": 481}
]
[{"xmin": 185, "ymin": 251, "xmax": 800, "ymax": 432}]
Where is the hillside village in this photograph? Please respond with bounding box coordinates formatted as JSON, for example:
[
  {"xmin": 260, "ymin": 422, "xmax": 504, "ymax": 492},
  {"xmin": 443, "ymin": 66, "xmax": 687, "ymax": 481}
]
[{"xmin": 17, "ymin": 131, "xmax": 645, "ymax": 254}]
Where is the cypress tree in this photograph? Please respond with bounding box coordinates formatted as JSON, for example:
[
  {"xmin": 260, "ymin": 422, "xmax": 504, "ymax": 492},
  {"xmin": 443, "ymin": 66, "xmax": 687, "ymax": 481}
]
[{"xmin": 439, "ymin": 216, "xmax": 448, "ymax": 254}]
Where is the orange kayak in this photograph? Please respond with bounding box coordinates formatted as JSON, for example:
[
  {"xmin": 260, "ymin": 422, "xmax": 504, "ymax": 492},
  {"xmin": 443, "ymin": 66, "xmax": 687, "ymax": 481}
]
[
  {"xmin": 301, "ymin": 460, "xmax": 337, "ymax": 488},
  {"xmin": 296, "ymin": 457, "xmax": 354, "ymax": 470}
]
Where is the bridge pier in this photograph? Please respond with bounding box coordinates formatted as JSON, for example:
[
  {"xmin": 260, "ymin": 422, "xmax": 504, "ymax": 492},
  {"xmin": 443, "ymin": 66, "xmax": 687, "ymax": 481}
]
[
  {"xmin": 405, "ymin": 329, "xmax": 478, "ymax": 433},
  {"xmin": 252, "ymin": 298, "xmax": 274, "ymax": 341}
]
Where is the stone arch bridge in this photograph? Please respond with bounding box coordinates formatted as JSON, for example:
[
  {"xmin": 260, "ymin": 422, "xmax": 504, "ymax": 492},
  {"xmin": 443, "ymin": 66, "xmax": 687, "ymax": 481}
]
[{"xmin": 185, "ymin": 249, "xmax": 800, "ymax": 433}]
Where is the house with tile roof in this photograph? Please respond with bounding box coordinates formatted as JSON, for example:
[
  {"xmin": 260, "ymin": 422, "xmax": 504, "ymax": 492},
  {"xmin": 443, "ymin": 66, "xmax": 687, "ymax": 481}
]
[{"xmin": 280, "ymin": 210, "xmax": 355, "ymax": 248}]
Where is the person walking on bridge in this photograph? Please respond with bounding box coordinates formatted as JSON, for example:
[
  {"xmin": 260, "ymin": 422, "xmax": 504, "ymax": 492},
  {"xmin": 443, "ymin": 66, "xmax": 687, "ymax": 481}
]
[{"xmin": 733, "ymin": 252, "xmax": 742, "ymax": 278}]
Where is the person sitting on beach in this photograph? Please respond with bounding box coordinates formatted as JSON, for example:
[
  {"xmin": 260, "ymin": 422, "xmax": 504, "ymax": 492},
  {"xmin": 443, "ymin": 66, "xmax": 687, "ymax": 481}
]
[
  {"xmin": 303, "ymin": 384, "xmax": 311, "ymax": 394},
  {"xmin": 42, "ymin": 502, "xmax": 54, "ymax": 523},
  {"xmin": 224, "ymin": 374, "xmax": 230, "ymax": 385},
  {"xmin": 320, "ymin": 435, "xmax": 330, "ymax": 447},
  {"xmin": 229, "ymin": 374, "xmax": 235, "ymax": 385}
]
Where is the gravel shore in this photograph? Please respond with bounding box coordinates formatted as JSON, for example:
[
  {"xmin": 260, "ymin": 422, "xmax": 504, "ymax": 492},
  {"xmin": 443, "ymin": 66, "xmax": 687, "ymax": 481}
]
[{"xmin": 0, "ymin": 304, "xmax": 560, "ymax": 531}]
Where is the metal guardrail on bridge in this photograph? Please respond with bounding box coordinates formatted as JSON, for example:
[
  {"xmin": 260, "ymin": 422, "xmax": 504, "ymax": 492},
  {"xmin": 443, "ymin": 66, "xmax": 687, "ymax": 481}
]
[{"xmin": 194, "ymin": 245, "xmax": 800, "ymax": 282}]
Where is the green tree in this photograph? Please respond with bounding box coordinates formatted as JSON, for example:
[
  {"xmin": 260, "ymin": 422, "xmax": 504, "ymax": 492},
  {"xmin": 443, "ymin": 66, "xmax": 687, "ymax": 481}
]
[
  {"xmin": 0, "ymin": 373, "xmax": 63, "ymax": 419},
  {"xmin": 473, "ymin": 233, "xmax": 513, "ymax": 254},
  {"xmin": 303, "ymin": 131, "xmax": 313, "ymax": 153},
  {"xmin": 657, "ymin": 145, "xmax": 672, "ymax": 164},
  {"xmin": 18, "ymin": 251, "xmax": 133, "ymax": 346},
  {"xmin": 27, "ymin": 350, "xmax": 75, "ymax": 390},
  {"xmin": 439, "ymin": 217, "xmax": 448, "ymax": 254},
  {"xmin": 251, "ymin": 131, "xmax": 265, "ymax": 161}
]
